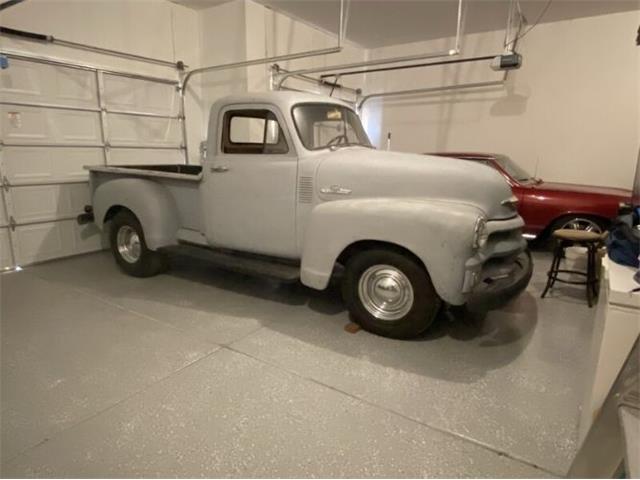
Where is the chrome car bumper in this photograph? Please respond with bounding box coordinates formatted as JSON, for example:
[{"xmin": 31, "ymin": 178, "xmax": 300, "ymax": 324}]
[
  {"xmin": 469, "ymin": 250, "xmax": 533, "ymax": 309},
  {"xmin": 462, "ymin": 216, "xmax": 533, "ymax": 309}
]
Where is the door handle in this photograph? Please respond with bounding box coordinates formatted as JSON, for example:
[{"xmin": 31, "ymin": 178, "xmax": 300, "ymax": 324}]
[{"xmin": 210, "ymin": 165, "xmax": 229, "ymax": 173}]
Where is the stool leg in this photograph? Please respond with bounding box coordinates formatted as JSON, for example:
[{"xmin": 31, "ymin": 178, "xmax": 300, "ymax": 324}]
[
  {"xmin": 586, "ymin": 245, "xmax": 593, "ymax": 308},
  {"xmin": 591, "ymin": 245, "xmax": 599, "ymax": 298},
  {"xmin": 548, "ymin": 241, "xmax": 564, "ymax": 294},
  {"xmin": 542, "ymin": 240, "xmax": 563, "ymax": 298}
]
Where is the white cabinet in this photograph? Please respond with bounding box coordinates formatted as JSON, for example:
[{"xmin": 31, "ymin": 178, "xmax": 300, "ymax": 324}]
[{"xmin": 579, "ymin": 257, "xmax": 640, "ymax": 441}]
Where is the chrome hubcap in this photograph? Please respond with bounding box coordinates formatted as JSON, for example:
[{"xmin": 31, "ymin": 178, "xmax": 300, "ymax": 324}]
[
  {"xmin": 116, "ymin": 225, "xmax": 141, "ymax": 263},
  {"xmin": 358, "ymin": 264, "xmax": 414, "ymax": 321},
  {"xmin": 560, "ymin": 218, "xmax": 602, "ymax": 234}
]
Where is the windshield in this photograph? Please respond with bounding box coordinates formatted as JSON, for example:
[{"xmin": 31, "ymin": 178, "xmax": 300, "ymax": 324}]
[
  {"xmin": 292, "ymin": 103, "xmax": 373, "ymax": 150},
  {"xmin": 494, "ymin": 155, "xmax": 534, "ymax": 183}
]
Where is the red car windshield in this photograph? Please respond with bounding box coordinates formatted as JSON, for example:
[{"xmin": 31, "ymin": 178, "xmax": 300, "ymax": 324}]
[{"xmin": 494, "ymin": 155, "xmax": 534, "ymax": 183}]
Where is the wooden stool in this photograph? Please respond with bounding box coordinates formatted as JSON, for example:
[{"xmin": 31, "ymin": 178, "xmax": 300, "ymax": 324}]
[{"xmin": 541, "ymin": 229, "xmax": 607, "ymax": 307}]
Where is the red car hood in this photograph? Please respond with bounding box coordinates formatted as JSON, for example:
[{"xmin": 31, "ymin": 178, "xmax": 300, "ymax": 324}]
[{"xmin": 535, "ymin": 181, "xmax": 631, "ymax": 199}]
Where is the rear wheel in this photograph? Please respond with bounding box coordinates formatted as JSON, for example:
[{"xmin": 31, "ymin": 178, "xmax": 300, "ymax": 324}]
[
  {"xmin": 110, "ymin": 210, "xmax": 167, "ymax": 277},
  {"xmin": 554, "ymin": 215, "xmax": 607, "ymax": 234},
  {"xmin": 342, "ymin": 249, "xmax": 441, "ymax": 339}
]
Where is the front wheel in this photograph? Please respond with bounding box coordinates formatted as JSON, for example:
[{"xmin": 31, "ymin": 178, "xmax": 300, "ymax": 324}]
[
  {"xmin": 342, "ymin": 249, "xmax": 442, "ymax": 339},
  {"xmin": 110, "ymin": 210, "xmax": 168, "ymax": 277}
]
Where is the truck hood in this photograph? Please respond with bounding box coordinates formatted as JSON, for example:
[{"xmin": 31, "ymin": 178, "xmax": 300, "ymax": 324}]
[{"xmin": 314, "ymin": 147, "xmax": 517, "ymax": 220}]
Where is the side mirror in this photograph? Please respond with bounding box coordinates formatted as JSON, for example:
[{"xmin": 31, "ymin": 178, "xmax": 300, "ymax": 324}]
[{"xmin": 265, "ymin": 119, "xmax": 280, "ymax": 144}]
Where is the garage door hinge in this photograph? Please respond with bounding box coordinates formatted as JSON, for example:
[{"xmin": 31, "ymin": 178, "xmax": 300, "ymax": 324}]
[
  {"xmin": 9, "ymin": 216, "xmax": 16, "ymax": 231},
  {"xmin": 1, "ymin": 176, "xmax": 9, "ymax": 192}
]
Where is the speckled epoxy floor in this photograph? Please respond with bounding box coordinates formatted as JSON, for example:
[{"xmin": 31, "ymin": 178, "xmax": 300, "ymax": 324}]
[{"xmin": 1, "ymin": 250, "xmax": 595, "ymax": 477}]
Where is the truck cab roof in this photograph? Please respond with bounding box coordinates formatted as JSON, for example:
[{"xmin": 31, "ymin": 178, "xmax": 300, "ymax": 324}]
[{"xmin": 210, "ymin": 91, "xmax": 353, "ymax": 116}]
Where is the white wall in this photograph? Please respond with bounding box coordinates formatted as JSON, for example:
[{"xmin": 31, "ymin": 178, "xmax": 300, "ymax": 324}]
[
  {"xmin": 3, "ymin": 1, "xmax": 635, "ymax": 187},
  {"xmin": 191, "ymin": 0, "xmax": 366, "ymax": 152},
  {"xmin": 194, "ymin": 3, "xmax": 638, "ymax": 189},
  {"xmin": 196, "ymin": 0, "xmax": 249, "ymax": 142},
  {"xmin": 245, "ymin": 1, "xmax": 366, "ymax": 109},
  {"xmin": 0, "ymin": 0, "xmax": 364, "ymax": 162},
  {"xmin": 1, "ymin": 0, "xmax": 203, "ymax": 164},
  {"xmin": 199, "ymin": 0, "xmax": 249, "ymax": 93},
  {"xmin": 196, "ymin": 2, "xmax": 365, "ymax": 100},
  {"xmin": 362, "ymin": 10, "xmax": 640, "ymax": 189}
]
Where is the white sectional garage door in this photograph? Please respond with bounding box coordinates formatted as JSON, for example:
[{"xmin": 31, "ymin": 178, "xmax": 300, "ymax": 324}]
[
  {"xmin": 0, "ymin": 190, "xmax": 14, "ymax": 268},
  {"xmin": 0, "ymin": 54, "xmax": 185, "ymax": 268}
]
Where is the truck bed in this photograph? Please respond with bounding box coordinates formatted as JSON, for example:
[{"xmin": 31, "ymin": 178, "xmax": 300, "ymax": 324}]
[
  {"xmin": 87, "ymin": 164, "xmax": 202, "ymax": 181},
  {"xmin": 88, "ymin": 164, "xmax": 204, "ymax": 232}
]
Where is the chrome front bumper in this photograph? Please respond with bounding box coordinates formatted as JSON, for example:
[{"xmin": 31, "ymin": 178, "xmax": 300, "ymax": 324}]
[
  {"xmin": 469, "ymin": 250, "xmax": 533, "ymax": 309},
  {"xmin": 462, "ymin": 216, "xmax": 532, "ymax": 308}
]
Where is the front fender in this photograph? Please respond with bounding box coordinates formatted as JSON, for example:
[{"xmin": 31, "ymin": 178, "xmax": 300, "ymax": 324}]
[
  {"xmin": 93, "ymin": 178, "xmax": 179, "ymax": 250},
  {"xmin": 300, "ymin": 198, "xmax": 483, "ymax": 304}
]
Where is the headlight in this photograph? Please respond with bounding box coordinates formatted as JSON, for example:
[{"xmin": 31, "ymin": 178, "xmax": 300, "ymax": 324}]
[{"xmin": 473, "ymin": 217, "xmax": 488, "ymax": 249}]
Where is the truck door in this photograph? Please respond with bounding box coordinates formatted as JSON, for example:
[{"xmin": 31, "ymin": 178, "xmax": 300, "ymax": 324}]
[{"xmin": 203, "ymin": 105, "xmax": 298, "ymax": 258}]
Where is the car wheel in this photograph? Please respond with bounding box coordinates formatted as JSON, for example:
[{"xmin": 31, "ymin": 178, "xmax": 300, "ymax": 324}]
[
  {"xmin": 342, "ymin": 248, "xmax": 441, "ymax": 339},
  {"xmin": 552, "ymin": 215, "xmax": 607, "ymax": 235},
  {"xmin": 110, "ymin": 210, "xmax": 168, "ymax": 277}
]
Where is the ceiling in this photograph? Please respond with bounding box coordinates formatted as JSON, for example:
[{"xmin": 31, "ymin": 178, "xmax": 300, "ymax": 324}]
[{"xmin": 171, "ymin": 0, "xmax": 640, "ymax": 48}]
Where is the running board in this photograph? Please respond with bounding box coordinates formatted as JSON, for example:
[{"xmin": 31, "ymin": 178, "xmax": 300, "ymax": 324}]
[{"xmin": 160, "ymin": 244, "xmax": 300, "ymax": 283}]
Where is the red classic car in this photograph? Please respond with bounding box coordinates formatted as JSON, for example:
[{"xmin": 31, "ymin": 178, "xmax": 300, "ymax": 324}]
[{"xmin": 430, "ymin": 152, "xmax": 632, "ymax": 240}]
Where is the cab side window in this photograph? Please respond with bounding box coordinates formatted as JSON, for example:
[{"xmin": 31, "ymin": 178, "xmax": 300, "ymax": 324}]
[{"xmin": 222, "ymin": 109, "xmax": 289, "ymax": 154}]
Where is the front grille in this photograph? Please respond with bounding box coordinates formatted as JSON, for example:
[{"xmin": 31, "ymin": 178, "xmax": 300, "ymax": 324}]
[
  {"xmin": 488, "ymin": 228, "xmax": 521, "ymax": 244},
  {"xmin": 485, "ymin": 227, "xmax": 525, "ymax": 258}
]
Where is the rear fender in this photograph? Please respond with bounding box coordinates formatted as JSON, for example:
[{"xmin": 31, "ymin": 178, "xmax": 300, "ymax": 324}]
[{"xmin": 93, "ymin": 178, "xmax": 179, "ymax": 250}]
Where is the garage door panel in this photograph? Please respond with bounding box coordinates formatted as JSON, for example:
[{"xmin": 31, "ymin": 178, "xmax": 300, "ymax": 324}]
[
  {"xmin": 1, "ymin": 55, "xmax": 183, "ymax": 268},
  {"xmin": 3, "ymin": 147, "xmax": 102, "ymax": 184},
  {"xmin": 107, "ymin": 114, "xmax": 182, "ymax": 147},
  {"xmin": 0, "ymin": 193, "xmax": 8, "ymax": 227},
  {"xmin": 1, "ymin": 105, "xmax": 102, "ymax": 145},
  {"xmin": 103, "ymin": 74, "xmax": 178, "ymax": 116},
  {"xmin": 15, "ymin": 221, "xmax": 69, "ymax": 265},
  {"xmin": 15, "ymin": 219, "xmax": 104, "ymax": 266},
  {"xmin": 0, "ymin": 58, "xmax": 98, "ymax": 108},
  {"xmin": 109, "ymin": 148, "xmax": 184, "ymax": 165},
  {"xmin": 74, "ymin": 221, "xmax": 107, "ymax": 253},
  {"xmin": 57, "ymin": 110, "xmax": 102, "ymax": 143},
  {"xmin": 0, "ymin": 227, "xmax": 13, "ymax": 268},
  {"xmin": 11, "ymin": 184, "xmax": 89, "ymax": 224}
]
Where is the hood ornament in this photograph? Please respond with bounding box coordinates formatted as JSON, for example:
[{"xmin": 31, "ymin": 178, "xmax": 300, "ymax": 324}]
[{"xmin": 501, "ymin": 195, "xmax": 519, "ymax": 209}]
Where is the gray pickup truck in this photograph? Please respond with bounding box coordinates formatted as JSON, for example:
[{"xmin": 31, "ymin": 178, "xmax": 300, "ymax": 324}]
[{"xmin": 80, "ymin": 91, "xmax": 531, "ymax": 339}]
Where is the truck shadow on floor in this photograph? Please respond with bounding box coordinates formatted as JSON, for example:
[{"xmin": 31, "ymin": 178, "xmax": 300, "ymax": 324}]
[
  {"xmin": 27, "ymin": 251, "xmax": 539, "ymax": 383},
  {"xmin": 165, "ymin": 253, "xmax": 539, "ymax": 383}
]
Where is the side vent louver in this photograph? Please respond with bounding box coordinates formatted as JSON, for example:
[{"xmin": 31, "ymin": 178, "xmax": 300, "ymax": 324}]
[{"xmin": 298, "ymin": 176, "xmax": 313, "ymax": 204}]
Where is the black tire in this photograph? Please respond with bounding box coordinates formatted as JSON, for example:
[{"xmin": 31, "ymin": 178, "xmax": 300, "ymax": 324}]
[
  {"xmin": 342, "ymin": 248, "xmax": 441, "ymax": 339},
  {"xmin": 109, "ymin": 210, "xmax": 168, "ymax": 277}
]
